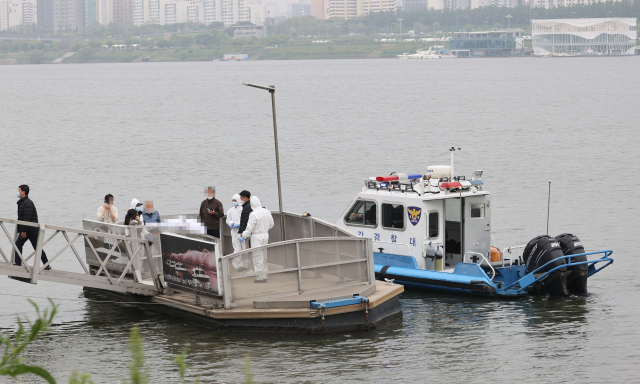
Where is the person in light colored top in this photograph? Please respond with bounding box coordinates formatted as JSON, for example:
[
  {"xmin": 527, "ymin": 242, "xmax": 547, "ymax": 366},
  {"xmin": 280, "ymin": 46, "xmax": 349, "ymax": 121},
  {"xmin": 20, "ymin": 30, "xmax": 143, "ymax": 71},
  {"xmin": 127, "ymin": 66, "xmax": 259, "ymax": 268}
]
[
  {"xmin": 97, "ymin": 194, "xmax": 118, "ymax": 224},
  {"xmin": 241, "ymin": 196, "xmax": 274, "ymax": 283},
  {"xmin": 226, "ymin": 194, "xmax": 247, "ymax": 271}
]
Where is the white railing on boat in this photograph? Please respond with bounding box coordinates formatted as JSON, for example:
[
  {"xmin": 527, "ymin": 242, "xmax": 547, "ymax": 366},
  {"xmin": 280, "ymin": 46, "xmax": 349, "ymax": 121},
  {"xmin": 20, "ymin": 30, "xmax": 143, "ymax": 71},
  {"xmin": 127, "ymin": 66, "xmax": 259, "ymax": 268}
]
[
  {"xmin": 502, "ymin": 245, "xmax": 526, "ymax": 267},
  {"xmin": 218, "ymin": 237, "xmax": 375, "ymax": 310}
]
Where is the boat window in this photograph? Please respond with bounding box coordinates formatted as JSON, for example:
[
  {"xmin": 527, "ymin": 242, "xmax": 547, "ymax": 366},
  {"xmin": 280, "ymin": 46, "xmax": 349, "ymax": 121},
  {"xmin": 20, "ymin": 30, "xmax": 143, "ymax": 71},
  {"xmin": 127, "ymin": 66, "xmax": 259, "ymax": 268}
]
[
  {"xmin": 445, "ymin": 198, "xmax": 461, "ymax": 222},
  {"xmin": 470, "ymin": 203, "xmax": 485, "ymax": 218},
  {"xmin": 428, "ymin": 211, "xmax": 439, "ymax": 239},
  {"xmin": 381, "ymin": 203, "xmax": 405, "ymax": 230},
  {"xmin": 344, "ymin": 200, "xmax": 377, "ymax": 227}
]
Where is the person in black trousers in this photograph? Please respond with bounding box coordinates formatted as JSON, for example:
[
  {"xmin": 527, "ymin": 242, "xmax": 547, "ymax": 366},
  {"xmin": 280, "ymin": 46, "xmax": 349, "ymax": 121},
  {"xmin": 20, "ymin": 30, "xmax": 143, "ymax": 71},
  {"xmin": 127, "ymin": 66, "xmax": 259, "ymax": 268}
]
[
  {"xmin": 15, "ymin": 184, "xmax": 51, "ymax": 270},
  {"xmin": 237, "ymin": 190, "xmax": 253, "ymax": 235}
]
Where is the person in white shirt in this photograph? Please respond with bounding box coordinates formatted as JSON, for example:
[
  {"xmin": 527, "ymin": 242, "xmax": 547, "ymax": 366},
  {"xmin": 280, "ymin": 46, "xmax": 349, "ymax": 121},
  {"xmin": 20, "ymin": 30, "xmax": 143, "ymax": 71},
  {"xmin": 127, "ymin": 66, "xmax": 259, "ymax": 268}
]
[
  {"xmin": 97, "ymin": 194, "xmax": 118, "ymax": 224},
  {"xmin": 241, "ymin": 196, "xmax": 274, "ymax": 283},
  {"xmin": 226, "ymin": 194, "xmax": 248, "ymax": 271},
  {"xmin": 130, "ymin": 198, "xmax": 144, "ymax": 224}
]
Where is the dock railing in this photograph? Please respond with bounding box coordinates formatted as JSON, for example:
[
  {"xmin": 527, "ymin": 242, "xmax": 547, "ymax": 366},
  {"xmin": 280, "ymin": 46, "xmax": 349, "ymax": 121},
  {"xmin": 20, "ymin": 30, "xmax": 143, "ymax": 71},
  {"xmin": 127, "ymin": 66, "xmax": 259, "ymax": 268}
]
[
  {"xmin": 219, "ymin": 211, "xmax": 355, "ymax": 256},
  {"xmin": 0, "ymin": 217, "xmax": 162, "ymax": 295},
  {"xmin": 219, "ymin": 237, "xmax": 374, "ymax": 309}
]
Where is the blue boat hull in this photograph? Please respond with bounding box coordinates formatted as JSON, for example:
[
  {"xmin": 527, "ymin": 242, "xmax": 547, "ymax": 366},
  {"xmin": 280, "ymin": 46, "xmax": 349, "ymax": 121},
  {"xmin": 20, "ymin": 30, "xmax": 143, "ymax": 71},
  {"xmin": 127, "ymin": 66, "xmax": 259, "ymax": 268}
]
[
  {"xmin": 374, "ymin": 250, "xmax": 614, "ymax": 298},
  {"xmin": 374, "ymin": 252, "xmax": 499, "ymax": 297}
]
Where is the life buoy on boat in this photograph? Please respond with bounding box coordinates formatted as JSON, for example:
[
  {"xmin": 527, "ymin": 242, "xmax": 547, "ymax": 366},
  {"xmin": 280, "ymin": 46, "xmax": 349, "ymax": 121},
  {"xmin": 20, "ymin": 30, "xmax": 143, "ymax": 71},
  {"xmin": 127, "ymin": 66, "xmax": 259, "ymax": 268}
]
[{"xmin": 490, "ymin": 246, "xmax": 502, "ymax": 262}]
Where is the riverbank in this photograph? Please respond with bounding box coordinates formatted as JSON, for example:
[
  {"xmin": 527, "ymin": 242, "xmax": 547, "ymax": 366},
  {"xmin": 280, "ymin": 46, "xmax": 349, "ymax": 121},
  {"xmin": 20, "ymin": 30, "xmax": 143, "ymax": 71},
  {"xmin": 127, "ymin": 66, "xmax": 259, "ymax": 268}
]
[
  {"xmin": 1, "ymin": 43, "xmax": 637, "ymax": 64},
  {"xmin": 0, "ymin": 43, "xmax": 435, "ymax": 64}
]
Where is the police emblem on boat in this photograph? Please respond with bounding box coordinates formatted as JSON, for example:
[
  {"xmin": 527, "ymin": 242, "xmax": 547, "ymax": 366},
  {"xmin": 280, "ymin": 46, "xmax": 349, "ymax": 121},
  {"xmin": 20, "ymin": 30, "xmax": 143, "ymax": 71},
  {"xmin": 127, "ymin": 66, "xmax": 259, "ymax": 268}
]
[{"xmin": 407, "ymin": 207, "xmax": 422, "ymax": 226}]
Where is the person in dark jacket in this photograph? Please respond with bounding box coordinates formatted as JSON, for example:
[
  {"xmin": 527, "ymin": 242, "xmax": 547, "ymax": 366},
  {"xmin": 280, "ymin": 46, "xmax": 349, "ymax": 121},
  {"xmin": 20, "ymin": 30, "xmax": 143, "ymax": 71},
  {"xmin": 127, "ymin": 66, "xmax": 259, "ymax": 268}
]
[
  {"xmin": 198, "ymin": 186, "xmax": 224, "ymax": 238},
  {"xmin": 15, "ymin": 185, "xmax": 50, "ymax": 269},
  {"xmin": 237, "ymin": 190, "xmax": 252, "ymax": 235}
]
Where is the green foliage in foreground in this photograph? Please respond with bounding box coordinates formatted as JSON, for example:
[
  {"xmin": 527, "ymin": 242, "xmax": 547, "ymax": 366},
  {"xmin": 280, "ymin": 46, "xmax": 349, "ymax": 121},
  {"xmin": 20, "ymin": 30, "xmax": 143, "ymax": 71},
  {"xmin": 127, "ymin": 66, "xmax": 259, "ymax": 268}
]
[
  {"xmin": 0, "ymin": 300, "xmax": 58, "ymax": 384},
  {"xmin": 0, "ymin": 301, "xmax": 246, "ymax": 383}
]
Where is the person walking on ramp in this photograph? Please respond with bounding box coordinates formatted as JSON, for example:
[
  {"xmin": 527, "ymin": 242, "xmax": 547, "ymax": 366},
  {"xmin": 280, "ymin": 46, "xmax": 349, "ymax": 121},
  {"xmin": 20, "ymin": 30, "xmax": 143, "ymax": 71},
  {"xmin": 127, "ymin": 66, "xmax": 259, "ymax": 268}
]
[
  {"xmin": 241, "ymin": 196, "xmax": 274, "ymax": 283},
  {"xmin": 15, "ymin": 185, "xmax": 51, "ymax": 270}
]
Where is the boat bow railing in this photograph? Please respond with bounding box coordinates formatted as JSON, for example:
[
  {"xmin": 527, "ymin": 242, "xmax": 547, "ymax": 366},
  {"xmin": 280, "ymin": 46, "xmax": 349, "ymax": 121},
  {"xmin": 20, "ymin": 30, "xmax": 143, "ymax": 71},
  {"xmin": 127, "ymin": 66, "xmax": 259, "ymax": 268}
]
[
  {"xmin": 218, "ymin": 237, "xmax": 375, "ymax": 310},
  {"xmin": 502, "ymin": 250, "xmax": 614, "ymax": 293}
]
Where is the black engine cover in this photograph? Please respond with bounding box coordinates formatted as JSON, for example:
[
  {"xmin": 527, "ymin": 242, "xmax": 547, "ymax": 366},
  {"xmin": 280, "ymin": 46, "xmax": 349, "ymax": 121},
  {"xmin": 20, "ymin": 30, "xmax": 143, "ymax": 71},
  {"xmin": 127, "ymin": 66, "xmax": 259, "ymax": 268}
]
[
  {"xmin": 523, "ymin": 235, "xmax": 568, "ymax": 296},
  {"xmin": 555, "ymin": 233, "xmax": 588, "ymax": 295}
]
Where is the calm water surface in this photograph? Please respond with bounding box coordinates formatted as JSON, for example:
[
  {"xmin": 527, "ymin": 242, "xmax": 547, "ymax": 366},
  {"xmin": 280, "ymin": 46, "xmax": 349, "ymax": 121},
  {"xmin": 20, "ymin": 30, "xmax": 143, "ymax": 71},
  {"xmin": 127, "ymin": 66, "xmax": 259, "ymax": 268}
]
[{"xmin": 0, "ymin": 57, "xmax": 639, "ymax": 383}]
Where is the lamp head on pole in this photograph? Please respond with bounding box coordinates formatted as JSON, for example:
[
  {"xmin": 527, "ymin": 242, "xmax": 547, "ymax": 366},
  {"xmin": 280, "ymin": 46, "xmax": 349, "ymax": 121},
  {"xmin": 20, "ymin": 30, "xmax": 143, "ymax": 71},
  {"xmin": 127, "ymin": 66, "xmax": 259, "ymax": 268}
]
[{"xmin": 243, "ymin": 83, "xmax": 275, "ymax": 92}]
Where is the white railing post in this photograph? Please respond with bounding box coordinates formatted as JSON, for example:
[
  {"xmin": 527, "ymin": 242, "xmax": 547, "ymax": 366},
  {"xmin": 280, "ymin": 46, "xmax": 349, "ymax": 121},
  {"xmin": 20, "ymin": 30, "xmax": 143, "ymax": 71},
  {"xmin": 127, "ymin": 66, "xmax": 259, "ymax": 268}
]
[
  {"xmin": 222, "ymin": 257, "xmax": 232, "ymax": 309},
  {"xmin": 144, "ymin": 241, "xmax": 163, "ymax": 293},
  {"xmin": 10, "ymin": 224, "xmax": 18, "ymax": 265},
  {"xmin": 296, "ymin": 241, "xmax": 303, "ymax": 293},
  {"xmin": 30, "ymin": 224, "xmax": 45, "ymax": 284},
  {"xmin": 365, "ymin": 238, "xmax": 375, "ymax": 284}
]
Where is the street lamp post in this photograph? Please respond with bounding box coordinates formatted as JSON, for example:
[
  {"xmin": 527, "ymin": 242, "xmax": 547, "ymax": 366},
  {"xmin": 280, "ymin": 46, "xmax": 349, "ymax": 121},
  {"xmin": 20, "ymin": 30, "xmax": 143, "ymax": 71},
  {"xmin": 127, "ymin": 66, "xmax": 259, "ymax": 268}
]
[{"xmin": 242, "ymin": 83, "xmax": 286, "ymax": 241}]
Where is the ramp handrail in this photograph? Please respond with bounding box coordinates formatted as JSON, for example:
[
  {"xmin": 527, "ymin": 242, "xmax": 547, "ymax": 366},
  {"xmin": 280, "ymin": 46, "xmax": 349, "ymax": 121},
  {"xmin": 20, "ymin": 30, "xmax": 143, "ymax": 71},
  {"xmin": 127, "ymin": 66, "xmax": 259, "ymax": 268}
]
[
  {"xmin": 502, "ymin": 250, "xmax": 614, "ymax": 292},
  {"xmin": 219, "ymin": 237, "xmax": 374, "ymax": 309},
  {"xmin": 0, "ymin": 216, "xmax": 163, "ymax": 295}
]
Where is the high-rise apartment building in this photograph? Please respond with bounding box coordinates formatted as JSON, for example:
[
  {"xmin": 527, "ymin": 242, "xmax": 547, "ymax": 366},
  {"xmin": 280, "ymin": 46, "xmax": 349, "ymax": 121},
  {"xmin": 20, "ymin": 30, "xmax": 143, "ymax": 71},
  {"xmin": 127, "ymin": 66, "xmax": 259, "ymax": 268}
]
[
  {"xmin": 310, "ymin": 0, "xmax": 325, "ymax": 19},
  {"xmin": 35, "ymin": 0, "xmax": 85, "ymax": 32},
  {"xmin": 287, "ymin": 1, "xmax": 310, "ymax": 18},
  {"xmin": 112, "ymin": 0, "xmax": 133, "ymax": 25},
  {"xmin": 85, "ymin": 0, "xmax": 97, "ymax": 27},
  {"xmin": 133, "ymin": 0, "xmax": 262, "ymax": 27},
  {"xmin": 97, "ymin": 0, "xmax": 113, "ymax": 25},
  {"xmin": 0, "ymin": 0, "xmax": 36, "ymax": 30},
  {"xmin": 402, "ymin": 0, "xmax": 426, "ymax": 10},
  {"xmin": 326, "ymin": 0, "xmax": 395, "ymax": 19}
]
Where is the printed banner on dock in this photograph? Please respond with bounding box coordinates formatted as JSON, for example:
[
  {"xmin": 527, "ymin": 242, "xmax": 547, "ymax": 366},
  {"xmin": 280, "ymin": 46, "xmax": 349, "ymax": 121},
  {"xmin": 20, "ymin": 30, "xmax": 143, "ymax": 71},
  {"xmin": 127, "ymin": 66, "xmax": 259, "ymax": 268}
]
[{"xmin": 160, "ymin": 233, "xmax": 219, "ymax": 296}]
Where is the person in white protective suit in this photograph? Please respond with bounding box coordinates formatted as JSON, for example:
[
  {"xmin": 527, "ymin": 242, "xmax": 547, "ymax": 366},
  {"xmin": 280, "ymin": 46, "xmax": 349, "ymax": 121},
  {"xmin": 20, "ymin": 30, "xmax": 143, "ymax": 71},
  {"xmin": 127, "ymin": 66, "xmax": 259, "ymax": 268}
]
[
  {"xmin": 226, "ymin": 194, "xmax": 248, "ymax": 271},
  {"xmin": 241, "ymin": 196, "xmax": 274, "ymax": 283}
]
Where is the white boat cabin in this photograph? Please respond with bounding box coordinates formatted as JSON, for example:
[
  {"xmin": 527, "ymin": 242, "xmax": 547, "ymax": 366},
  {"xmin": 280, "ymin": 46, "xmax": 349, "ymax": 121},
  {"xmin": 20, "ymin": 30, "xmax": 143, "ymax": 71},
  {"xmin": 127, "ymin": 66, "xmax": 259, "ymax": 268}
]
[{"xmin": 336, "ymin": 166, "xmax": 491, "ymax": 271}]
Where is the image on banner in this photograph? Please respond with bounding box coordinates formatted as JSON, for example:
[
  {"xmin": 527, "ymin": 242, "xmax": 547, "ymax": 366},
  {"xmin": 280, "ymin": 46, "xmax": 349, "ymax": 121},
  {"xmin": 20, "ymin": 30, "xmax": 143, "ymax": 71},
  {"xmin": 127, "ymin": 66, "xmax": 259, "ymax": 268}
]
[{"xmin": 160, "ymin": 233, "xmax": 219, "ymax": 295}]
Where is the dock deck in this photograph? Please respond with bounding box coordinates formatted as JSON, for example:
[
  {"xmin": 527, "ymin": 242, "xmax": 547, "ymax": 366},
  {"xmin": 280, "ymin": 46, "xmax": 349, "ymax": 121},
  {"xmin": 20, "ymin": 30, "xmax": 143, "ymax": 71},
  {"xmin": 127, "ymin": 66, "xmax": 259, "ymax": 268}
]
[{"xmin": 87, "ymin": 280, "xmax": 403, "ymax": 332}]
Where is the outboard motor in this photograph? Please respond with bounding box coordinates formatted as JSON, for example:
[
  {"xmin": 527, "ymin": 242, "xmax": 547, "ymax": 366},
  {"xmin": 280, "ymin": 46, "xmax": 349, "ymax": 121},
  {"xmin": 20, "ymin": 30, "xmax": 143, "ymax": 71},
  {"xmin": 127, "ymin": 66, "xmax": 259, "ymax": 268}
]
[
  {"xmin": 555, "ymin": 233, "xmax": 588, "ymax": 295},
  {"xmin": 523, "ymin": 235, "xmax": 568, "ymax": 296}
]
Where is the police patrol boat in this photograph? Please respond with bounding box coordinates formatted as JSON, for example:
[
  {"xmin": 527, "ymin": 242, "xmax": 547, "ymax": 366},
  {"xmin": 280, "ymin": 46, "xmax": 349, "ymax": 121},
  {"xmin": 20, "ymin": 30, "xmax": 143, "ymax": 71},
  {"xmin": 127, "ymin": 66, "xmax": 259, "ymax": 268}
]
[{"xmin": 336, "ymin": 153, "xmax": 613, "ymax": 297}]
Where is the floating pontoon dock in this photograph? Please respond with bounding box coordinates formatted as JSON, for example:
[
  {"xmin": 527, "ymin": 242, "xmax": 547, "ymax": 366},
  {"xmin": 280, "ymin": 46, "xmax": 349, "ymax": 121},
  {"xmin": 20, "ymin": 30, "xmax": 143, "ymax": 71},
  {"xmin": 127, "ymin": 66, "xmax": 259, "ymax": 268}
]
[{"xmin": 0, "ymin": 213, "xmax": 403, "ymax": 333}]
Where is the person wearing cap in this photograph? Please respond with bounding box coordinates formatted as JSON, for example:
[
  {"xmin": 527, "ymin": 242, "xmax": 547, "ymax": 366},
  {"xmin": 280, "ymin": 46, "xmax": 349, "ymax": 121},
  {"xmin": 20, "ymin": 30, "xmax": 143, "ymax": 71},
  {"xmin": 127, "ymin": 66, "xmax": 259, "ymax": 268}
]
[
  {"xmin": 198, "ymin": 186, "xmax": 224, "ymax": 238},
  {"xmin": 130, "ymin": 198, "xmax": 144, "ymax": 224}
]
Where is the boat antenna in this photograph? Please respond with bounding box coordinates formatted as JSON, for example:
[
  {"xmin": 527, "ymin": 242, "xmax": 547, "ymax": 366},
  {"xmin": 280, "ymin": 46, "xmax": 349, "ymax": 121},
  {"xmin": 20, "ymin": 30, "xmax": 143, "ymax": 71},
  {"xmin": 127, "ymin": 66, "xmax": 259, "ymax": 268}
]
[
  {"xmin": 546, "ymin": 180, "xmax": 551, "ymax": 235},
  {"xmin": 449, "ymin": 147, "xmax": 461, "ymax": 179}
]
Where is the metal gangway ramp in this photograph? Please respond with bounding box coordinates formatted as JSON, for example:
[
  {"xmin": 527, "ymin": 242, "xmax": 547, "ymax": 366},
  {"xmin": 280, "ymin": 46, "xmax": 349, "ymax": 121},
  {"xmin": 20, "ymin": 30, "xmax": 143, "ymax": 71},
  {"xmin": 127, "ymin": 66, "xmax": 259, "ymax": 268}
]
[{"xmin": 0, "ymin": 217, "xmax": 162, "ymax": 296}]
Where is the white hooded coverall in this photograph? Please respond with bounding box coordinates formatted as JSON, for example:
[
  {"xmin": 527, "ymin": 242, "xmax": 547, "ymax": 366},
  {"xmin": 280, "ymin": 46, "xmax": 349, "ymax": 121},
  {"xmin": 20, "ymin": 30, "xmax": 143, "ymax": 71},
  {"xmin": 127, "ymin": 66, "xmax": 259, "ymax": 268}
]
[
  {"xmin": 242, "ymin": 196, "xmax": 274, "ymax": 281},
  {"xmin": 226, "ymin": 194, "xmax": 247, "ymax": 270}
]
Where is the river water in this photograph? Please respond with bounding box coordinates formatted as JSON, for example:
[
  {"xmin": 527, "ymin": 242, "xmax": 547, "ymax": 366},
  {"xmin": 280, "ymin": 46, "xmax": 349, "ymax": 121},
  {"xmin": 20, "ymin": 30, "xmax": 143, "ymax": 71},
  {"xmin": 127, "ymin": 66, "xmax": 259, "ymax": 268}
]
[{"xmin": 0, "ymin": 57, "xmax": 639, "ymax": 383}]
